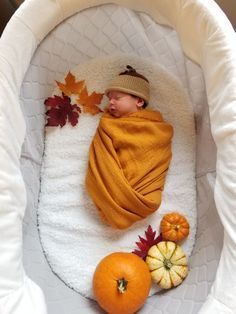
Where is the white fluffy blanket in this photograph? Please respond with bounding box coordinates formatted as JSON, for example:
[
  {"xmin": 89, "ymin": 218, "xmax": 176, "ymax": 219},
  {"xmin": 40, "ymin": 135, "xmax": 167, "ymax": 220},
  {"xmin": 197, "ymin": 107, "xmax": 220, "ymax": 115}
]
[{"xmin": 37, "ymin": 54, "xmax": 196, "ymax": 298}]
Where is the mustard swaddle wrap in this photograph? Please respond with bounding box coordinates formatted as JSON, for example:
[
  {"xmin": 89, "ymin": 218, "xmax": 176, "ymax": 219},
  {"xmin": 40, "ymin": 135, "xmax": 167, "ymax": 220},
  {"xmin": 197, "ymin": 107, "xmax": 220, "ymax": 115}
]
[{"xmin": 85, "ymin": 109, "xmax": 173, "ymax": 229}]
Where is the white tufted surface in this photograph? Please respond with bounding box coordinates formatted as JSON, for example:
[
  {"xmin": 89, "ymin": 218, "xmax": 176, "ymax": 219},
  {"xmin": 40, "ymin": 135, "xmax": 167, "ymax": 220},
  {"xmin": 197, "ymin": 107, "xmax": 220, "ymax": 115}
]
[
  {"xmin": 37, "ymin": 54, "xmax": 196, "ymax": 298},
  {"xmin": 19, "ymin": 4, "xmax": 223, "ymax": 314}
]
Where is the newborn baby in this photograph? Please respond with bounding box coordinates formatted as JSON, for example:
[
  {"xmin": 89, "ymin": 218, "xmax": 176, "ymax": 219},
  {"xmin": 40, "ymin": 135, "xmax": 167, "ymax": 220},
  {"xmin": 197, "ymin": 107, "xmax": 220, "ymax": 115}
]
[{"xmin": 85, "ymin": 66, "xmax": 173, "ymax": 229}]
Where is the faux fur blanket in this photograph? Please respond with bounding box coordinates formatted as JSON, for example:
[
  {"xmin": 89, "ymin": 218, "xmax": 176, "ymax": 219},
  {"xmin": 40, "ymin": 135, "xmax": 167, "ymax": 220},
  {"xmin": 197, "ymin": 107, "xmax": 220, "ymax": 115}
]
[
  {"xmin": 86, "ymin": 109, "xmax": 173, "ymax": 229},
  {"xmin": 37, "ymin": 54, "xmax": 196, "ymax": 298}
]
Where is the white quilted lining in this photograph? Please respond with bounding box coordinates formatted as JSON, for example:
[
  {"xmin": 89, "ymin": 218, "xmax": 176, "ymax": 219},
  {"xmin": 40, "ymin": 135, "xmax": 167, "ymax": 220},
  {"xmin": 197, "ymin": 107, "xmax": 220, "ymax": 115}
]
[
  {"xmin": 1, "ymin": 0, "xmax": 235, "ymax": 313},
  {"xmin": 20, "ymin": 4, "xmax": 219, "ymax": 313}
]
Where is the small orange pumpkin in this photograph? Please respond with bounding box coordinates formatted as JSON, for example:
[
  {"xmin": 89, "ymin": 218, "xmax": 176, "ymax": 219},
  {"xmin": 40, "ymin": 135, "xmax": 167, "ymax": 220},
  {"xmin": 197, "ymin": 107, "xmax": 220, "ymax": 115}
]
[
  {"xmin": 93, "ymin": 252, "xmax": 151, "ymax": 314},
  {"xmin": 160, "ymin": 212, "xmax": 190, "ymax": 242}
]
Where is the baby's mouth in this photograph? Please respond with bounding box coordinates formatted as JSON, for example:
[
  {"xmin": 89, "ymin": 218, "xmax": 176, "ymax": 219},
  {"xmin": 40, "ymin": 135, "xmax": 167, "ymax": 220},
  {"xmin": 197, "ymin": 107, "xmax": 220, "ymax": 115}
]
[{"xmin": 109, "ymin": 108, "xmax": 117, "ymax": 116}]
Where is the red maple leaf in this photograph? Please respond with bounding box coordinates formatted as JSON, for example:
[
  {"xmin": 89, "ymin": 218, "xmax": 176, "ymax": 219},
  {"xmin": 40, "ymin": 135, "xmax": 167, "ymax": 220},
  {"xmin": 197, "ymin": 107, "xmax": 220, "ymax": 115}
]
[
  {"xmin": 45, "ymin": 94, "xmax": 81, "ymax": 127},
  {"xmin": 132, "ymin": 225, "xmax": 162, "ymax": 260}
]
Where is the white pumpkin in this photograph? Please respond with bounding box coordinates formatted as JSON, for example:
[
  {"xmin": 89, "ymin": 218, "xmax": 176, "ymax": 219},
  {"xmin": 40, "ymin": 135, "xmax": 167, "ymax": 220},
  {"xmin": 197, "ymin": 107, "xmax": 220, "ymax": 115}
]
[{"xmin": 146, "ymin": 241, "xmax": 188, "ymax": 289}]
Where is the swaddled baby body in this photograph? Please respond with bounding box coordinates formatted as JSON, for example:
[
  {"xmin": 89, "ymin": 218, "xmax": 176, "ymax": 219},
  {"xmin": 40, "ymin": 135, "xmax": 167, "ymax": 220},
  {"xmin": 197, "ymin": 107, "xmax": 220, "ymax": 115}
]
[{"xmin": 85, "ymin": 66, "xmax": 173, "ymax": 229}]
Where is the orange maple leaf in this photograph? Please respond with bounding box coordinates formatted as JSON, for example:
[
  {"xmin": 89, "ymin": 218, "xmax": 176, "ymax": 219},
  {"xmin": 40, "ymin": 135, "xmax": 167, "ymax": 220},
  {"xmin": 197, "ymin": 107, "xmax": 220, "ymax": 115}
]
[
  {"xmin": 77, "ymin": 86, "xmax": 104, "ymax": 115},
  {"xmin": 56, "ymin": 72, "xmax": 85, "ymax": 96}
]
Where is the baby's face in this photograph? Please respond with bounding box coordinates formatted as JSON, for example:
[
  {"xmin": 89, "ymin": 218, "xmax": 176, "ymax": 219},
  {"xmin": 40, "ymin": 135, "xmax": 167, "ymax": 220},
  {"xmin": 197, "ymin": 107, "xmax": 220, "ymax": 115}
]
[{"xmin": 106, "ymin": 91, "xmax": 144, "ymax": 118}]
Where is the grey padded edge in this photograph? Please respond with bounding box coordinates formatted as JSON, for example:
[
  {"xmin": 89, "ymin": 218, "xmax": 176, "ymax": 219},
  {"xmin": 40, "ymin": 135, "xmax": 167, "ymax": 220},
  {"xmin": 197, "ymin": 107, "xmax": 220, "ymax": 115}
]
[{"xmin": 20, "ymin": 4, "xmax": 223, "ymax": 314}]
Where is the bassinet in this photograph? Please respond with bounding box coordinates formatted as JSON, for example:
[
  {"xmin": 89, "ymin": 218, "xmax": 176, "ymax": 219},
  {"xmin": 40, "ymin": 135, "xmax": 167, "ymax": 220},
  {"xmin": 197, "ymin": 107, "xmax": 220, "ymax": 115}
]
[{"xmin": 0, "ymin": 0, "xmax": 235, "ymax": 313}]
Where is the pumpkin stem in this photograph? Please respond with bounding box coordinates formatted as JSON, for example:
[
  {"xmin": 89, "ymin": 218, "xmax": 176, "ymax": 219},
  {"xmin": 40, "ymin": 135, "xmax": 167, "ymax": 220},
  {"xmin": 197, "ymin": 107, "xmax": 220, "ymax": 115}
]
[
  {"xmin": 163, "ymin": 259, "xmax": 172, "ymax": 270},
  {"xmin": 117, "ymin": 278, "xmax": 128, "ymax": 294},
  {"xmin": 174, "ymin": 224, "xmax": 180, "ymax": 231}
]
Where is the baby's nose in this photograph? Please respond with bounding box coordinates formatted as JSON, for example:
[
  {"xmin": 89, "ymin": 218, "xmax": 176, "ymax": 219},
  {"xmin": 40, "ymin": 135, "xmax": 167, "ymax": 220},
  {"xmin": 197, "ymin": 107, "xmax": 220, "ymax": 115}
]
[
  {"xmin": 109, "ymin": 97, "xmax": 114, "ymax": 104},
  {"xmin": 108, "ymin": 99, "xmax": 115, "ymax": 108}
]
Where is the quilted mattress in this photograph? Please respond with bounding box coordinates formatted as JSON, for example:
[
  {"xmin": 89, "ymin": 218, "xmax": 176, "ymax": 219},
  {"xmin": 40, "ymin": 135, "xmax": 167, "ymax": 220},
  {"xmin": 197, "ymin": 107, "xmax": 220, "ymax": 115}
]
[{"xmin": 0, "ymin": 1, "xmax": 236, "ymax": 314}]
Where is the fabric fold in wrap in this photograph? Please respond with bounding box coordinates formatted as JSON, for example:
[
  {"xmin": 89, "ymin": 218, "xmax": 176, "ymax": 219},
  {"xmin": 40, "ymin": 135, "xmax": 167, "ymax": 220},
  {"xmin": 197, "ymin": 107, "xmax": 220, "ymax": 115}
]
[{"xmin": 85, "ymin": 109, "xmax": 173, "ymax": 229}]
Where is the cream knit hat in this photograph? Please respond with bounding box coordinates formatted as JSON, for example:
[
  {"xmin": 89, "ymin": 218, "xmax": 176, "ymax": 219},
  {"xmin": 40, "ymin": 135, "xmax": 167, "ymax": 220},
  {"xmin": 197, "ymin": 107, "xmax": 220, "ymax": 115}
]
[{"xmin": 105, "ymin": 65, "xmax": 150, "ymax": 104}]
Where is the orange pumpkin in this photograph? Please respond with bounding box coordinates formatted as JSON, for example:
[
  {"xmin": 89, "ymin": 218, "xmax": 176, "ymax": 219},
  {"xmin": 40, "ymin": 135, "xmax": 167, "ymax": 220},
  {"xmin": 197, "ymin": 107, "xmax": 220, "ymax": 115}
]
[
  {"xmin": 160, "ymin": 212, "xmax": 190, "ymax": 242},
  {"xmin": 93, "ymin": 252, "xmax": 151, "ymax": 314}
]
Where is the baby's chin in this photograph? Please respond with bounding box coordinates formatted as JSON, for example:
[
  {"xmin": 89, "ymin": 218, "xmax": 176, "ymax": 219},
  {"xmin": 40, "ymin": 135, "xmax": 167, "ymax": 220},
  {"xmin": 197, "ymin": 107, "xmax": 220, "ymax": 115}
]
[
  {"xmin": 108, "ymin": 108, "xmax": 136, "ymax": 118},
  {"xmin": 111, "ymin": 112, "xmax": 121, "ymax": 118}
]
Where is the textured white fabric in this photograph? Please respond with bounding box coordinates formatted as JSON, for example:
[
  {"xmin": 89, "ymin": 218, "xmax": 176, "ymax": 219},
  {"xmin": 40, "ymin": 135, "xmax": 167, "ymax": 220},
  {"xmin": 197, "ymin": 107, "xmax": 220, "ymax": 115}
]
[
  {"xmin": 0, "ymin": 278, "xmax": 47, "ymax": 314},
  {"xmin": 37, "ymin": 54, "xmax": 196, "ymax": 298},
  {"xmin": 0, "ymin": 0, "xmax": 235, "ymax": 313},
  {"xmin": 0, "ymin": 9, "xmax": 46, "ymax": 314},
  {"xmin": 21, "ymin": 6, "xmax": 215, "ymax": 313}
]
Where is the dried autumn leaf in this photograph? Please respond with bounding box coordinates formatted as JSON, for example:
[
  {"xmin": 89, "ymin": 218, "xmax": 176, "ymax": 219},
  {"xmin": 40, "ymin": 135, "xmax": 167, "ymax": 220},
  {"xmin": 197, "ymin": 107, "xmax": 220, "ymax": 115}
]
[
  {"xmin": 77, "ymin": 86, "xmax": 104, "ymax": 115},
  {"xmin": 56, "ymin": 71, "xmax": 85, "ymax": 96},
  {"xmin": 45, "ymin": 94, "xmax": 69, "ymax": 108},
  {"xmin": 45, "ymin": 94, "xmax": 81, "ymax": 127},
  {"xmin": 132, "ymin": 225, "xmax": 162, "ymax": 260}
]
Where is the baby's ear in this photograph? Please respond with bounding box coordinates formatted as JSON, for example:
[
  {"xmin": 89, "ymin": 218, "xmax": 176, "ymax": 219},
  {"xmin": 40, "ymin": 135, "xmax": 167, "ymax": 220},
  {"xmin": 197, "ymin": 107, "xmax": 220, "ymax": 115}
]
[{"xmin": 137, "ymin": 98, "xmax": 144, "ymax": 108}]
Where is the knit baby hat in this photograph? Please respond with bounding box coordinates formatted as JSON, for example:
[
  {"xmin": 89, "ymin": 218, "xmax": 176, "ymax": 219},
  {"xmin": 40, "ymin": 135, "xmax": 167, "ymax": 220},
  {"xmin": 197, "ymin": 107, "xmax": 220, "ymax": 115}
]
[{"xmin": 105, "ymin": 65, "xmax": 150, "ymax": 104}]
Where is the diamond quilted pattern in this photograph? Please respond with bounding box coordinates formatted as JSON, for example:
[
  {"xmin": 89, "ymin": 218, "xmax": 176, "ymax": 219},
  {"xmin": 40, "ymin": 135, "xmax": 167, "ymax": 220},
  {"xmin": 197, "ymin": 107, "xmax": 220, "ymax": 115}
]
[{"xmin": 20, "ymin": 4, "xmax": 222, "ymax": 314}]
